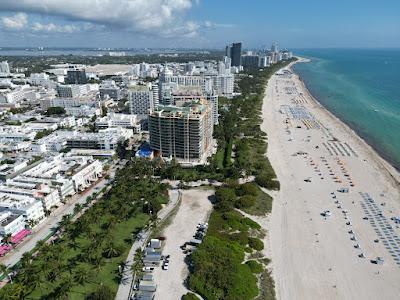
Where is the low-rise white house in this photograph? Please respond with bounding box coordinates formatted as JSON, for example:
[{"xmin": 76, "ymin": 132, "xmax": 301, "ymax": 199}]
[
  {"xmin": 0, "ymin": 211, "xmax": 25, "ymax": 236},
  {"xmin": 71, "ymin": 159, "xmax": 103, "ymax": 191},
  {"xmin": 0, "ymin": 193, "xmax": 45, "ymax": 224},
  {"xmin": 0, "ymin": 183, "xmax": 61, "ymax": 211},
  {"xmin": 95, "ymin": 113, "xmax": 141, "ymax": 133}
]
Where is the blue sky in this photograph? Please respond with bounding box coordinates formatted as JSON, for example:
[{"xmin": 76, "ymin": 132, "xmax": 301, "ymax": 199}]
[{"xmin": 0, "ymin": 0, "xmax": 399, "ymax": 49}]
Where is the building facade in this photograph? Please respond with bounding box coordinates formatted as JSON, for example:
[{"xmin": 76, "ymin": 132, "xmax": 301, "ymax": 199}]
[
  {"xmin": 148, "ymin": 100, "xmax": 213, "ymax": 164},
  {"xmin": 66, "ymin": 69, "xmax": 87, "ymax": 84},
  {"xmin": 128, "ymin": 86, "xmax": 154, "ymax": 115}
]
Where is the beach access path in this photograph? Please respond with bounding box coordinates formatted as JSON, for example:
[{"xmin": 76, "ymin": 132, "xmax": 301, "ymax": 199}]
[{"xmin": 263, "ymin": 58, "xmax": 400, "ymax": 300}]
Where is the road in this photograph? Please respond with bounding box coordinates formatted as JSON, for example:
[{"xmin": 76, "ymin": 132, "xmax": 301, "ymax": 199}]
[
  {"xmin": 0, "ymin": 165, "xmax": 117, "ymax": 269},
  {"xmin": 115, "ymin": 189, "xmax": 181, "ymax": 300}
]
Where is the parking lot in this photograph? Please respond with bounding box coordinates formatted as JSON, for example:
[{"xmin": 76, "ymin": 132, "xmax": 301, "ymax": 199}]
[{"xmin": 152, "ymin": 189, "xmax": 213, "ymax": 300}]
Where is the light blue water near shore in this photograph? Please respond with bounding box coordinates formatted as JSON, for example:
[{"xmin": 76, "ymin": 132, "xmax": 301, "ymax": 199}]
[{"xmin": 293, "ymin": 49, "xmax": 400, "ymax": 170}]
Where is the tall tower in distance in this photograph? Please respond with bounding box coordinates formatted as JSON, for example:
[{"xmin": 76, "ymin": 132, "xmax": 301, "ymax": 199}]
[
  {"xmin": 271, "ymin": 42, "xmax": 279, "ymax": 53},
  {"xmin": 227, "ymin": 42, "xmax": 242, "ymax": 67},
  {"xmin": 225, "ymin": 45, "xmax": 231, "ymax": 58}
]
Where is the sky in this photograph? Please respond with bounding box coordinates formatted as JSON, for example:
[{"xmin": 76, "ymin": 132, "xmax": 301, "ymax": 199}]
[{"xmin": 0, "ymin": 0, "xmax": 399, "ymax": 49}]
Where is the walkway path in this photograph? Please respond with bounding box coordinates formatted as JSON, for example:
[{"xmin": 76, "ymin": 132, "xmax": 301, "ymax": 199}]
[{"xmin": 115, "ymin": 189, "xmax": 181, "ymax": 300}]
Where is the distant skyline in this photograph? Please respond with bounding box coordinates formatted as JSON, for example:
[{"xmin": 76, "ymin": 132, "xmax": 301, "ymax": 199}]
[{"xmin": 0, "ymin": 0, "xmax": 399, "ymax": 49}]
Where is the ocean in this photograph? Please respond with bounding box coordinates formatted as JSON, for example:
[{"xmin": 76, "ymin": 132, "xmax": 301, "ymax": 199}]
[{"xmin": 293, "ymin": 49, "xmax": 400, "ymax": 170}]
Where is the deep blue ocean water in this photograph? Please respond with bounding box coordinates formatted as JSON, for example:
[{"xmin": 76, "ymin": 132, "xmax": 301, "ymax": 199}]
[{"xmin": 293, "ymin": 49, "xmax": 400, "ymax": 170}]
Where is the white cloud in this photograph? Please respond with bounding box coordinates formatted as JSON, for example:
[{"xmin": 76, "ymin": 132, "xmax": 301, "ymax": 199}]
[
  {"xmin": 204, "ymin": 21, "xmax": 236, "ymax": 29},
  {"xmin": 32, "ymin": 22, "xmax": 80, "ymax": 33},
  {"xmin": 1, "ymin": 12, "xmax": 28, "ymax": 30},
  {"xmin": 0, "ymin": 0, "xmax": 199, "ymax": 37}
]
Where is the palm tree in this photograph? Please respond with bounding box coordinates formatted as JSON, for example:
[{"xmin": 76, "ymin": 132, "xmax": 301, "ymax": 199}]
[
  {"xmin": 0, "ymin": 263, "xmax": 10, "ymax": 282},
  {"xmin": 1, "ymin": 233, "xmax": 13, "ymax": 245},
  {"xmin": 27, "ymin": 271, "xmax": 45, "ymax": 295},
  {"xmin": 131, "ymin": 249, "xmax": 144, "ymax": 279},
  {"xmin": 92, "ymin": 255, "xmax": 104, "ymax": 272},
  {"xmin": 58, "ymin": 214, "xmax": 72, "ymax": 229},
  {"xmin": 150, "ymin": 215, "xmax": 160, "ymax": 230},
  {"xmin": 35, "ymin": 239, "xmax": 46, "ymax": 250},
  {"xmin": 21, "ymin": 251, "xmax": 33, "ymax": 263},
  {"xmin": 72, "ymin": 266, "xmax": 91, "ymax": 294},
  {"xmin": 1, "ymin": 283, "xmax": 27, "ymax": 299},
  {"xmin": 102, "ymin": 241, "xmax": 122, "ymax": 259},
  {"xmin": 73, "ymin": 203, "xmax": 83, "ymax": 215},
  {"xmin": 26, "ymin": 219, "xmax": 37, "ymax": 229},
  {"xmin": 47, "ymin": 277, "xmax": 73, "ymax": 300},
  {"xmin": 73, "ymin": 266, "xmax": 90, "ymax": 287}
]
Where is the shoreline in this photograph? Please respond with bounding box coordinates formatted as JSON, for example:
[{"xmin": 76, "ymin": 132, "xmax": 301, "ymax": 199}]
[
  {"xmin": 263, "ymin": 57, "xmax": 400, "ymax": 299},
  {"xmin": 297, "ymin": 74, "xmax": 400, "ymax": 173},
  {"xmin": 292, "ymin": 58, "xmax": 400, "ymax": 186}
]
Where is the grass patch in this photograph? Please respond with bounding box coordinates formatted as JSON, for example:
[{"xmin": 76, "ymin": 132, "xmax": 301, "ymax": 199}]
[
  {"xmin": 241, "ymin": 186, "xmax": 273, "ymax": 216},
  {"xmin": 215, "ymin": 148, "xmax": 225, "ymax": 169},
  {"xmin": 246, "ymin": 260, "xmax": 264, "ymax": 274}
]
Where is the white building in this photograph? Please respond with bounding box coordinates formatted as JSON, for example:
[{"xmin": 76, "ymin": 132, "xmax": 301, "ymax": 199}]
[
  {"xmin": 128, "ymin": 85, "xmax": 154, "ymax": 115},
  {"xmin": 64, "ymin": 105, "xmax": 99, "ymax": 117},
  {"xmin": 0, "ymin": 211, "xmax": 25, "ymax": 236},
  {"xmin": 25, "ymin": 122, "xmax": 58, "ymax": 133},
  {"xmin": 56, "ymin": 84, "xmax": 98, "ymax": 98},
  {"xmin": 0, "ymin": 86, "xmax": 36, "ymax": 104},
  {"xmin": 71, "ymin": 159, "xmax": 103, "ymax": 192},
  {"xmin": 96, "ymin": 113, "xmax": 140, "ymax": 132},
  {"xmin": 0, "ymin": 126, "xmax": 37, "ymax": 142},
  {"xmin": 0, "ymin": 183, "xmax": 61, "ymax": 211},
  {"xmin": 161, "ymin": 71, "xmax": 234, "ymax": 98},
  {"xmin": 31, "ymin": 131, "xmax": 69, "ymax": 153},
  {"xmin": 18, "ymin": 154, "xmax": 102, "ymax": 195},
  {"xmin": 40, "ymin": 97, "xmax": 85, "ymax": 110},
  {"xmin": 0, "ymin": 61, "xmax": 10, "ymax": 75},
  {"xmin": 30, "ymin": 73, "xmax": 55, "ymax": 89},
  {"xmin": 99, "ymin": 80, "xmax": 121, "ymax": 100},
  {"xmin": 66, "ymin": 128, "xmax": 132, "ymax": 151},
  {"xmin": 0, "ymin": 159, "xmax": 29, "ymax": 181},
  {"xmin": 0, "ymin": 193, "xmax": 45, "ymax": 224},
  {"xmin": 12, "ymin": 176, "xmax": 75, "ymax": 200}
]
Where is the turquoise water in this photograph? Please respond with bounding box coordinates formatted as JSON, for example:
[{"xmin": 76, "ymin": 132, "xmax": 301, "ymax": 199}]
[{"xmin": 293, "ymin": 49, "xmax": 400, "ymax": 170}]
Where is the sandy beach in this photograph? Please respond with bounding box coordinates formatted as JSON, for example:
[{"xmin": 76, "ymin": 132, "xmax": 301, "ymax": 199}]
[{"xmin": 263, "ymin": 58, "xmax": 400, "ymax": 300}]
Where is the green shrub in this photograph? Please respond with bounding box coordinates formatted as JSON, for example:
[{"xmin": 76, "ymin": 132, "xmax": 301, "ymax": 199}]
[
  {"xmin": 255, "ymin": 173, "xmax": 270, "ymax": 187},
  {"xmin": 246, "ymin": 260, "xmax": 264, "ymax": 274},
  {"xmin": 182, "ymin": 293, "xmax": 198, "ymax": 300},
  {"xmin": 245, "ymin": 246, "xmax": 253, "ymax": 253},
  {"xmin": 189, "ymin": 236, "xmax": 258, "ymax": 300},
  {"xmin": 215, "ymin": 187, "xmax": 237, "ymax": 211},
  {"xmin": 243, "ymin": 217, "xmax": 262, "ymax": 230},
  {"xmin": 266, "ymin": 179, "xmax": 280, "ymax": 190},
  {"xmin": 255, "ymin": 173, "xmax": 280, "ymax": 190},
  {"xmin": 235, "ymin": 195, "xmax": 256, "ymax": 208},
  {"xmin": 248, "ymin": 237, "xmax": 264, "ymax": 251},
  {"xmin": 229, "ymin": 232, "xmax": 249, "ymax": 246},
  {"xmin": 45, "ymin": 106, "xmax": 66, "ymax": 116},
  {"xmin": 236, "ymin": 183, "xmax": 259, "ymax": 196}
]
